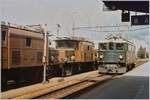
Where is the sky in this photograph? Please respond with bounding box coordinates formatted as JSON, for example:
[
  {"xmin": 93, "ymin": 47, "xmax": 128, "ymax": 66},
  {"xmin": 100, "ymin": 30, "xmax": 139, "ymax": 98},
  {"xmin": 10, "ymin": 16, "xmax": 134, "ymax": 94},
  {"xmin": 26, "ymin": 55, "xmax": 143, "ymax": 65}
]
[{"xmin": 1, "ymin": 0, "xmax": 149, "ymax": 51}]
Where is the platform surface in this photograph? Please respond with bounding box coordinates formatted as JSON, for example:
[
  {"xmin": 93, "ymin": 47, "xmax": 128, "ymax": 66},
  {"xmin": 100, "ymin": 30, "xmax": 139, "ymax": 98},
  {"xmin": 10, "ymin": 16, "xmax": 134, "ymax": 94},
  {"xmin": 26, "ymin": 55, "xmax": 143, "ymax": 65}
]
[{"xmin": 71, "ymin": 61, "xmax": 149, "ymax": 99}]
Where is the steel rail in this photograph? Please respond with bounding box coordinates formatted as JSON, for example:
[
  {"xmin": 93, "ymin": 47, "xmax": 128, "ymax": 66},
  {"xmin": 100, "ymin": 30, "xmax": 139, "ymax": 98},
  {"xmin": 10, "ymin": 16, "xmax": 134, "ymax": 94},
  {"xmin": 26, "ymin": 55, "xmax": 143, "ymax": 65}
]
[{"xmin": 36, "ymin": 74, "xmax": 116, "ymax": 99}]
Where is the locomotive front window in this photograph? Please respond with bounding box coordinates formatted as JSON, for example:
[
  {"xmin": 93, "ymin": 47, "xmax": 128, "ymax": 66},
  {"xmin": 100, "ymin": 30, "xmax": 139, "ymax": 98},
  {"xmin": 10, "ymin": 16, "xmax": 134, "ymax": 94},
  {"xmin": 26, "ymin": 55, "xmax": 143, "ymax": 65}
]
[
  {"xmin": 99, "ymin": 43, "xmax": 107, "ymax": 50},
  {"xmin": 109, "ymin": 42, "xmax": 114, "ymax": 50},
  {"xmin": 116, "ymin": 43, "xmax": 124, "ymax": 50},
  {"xmin": 56, "ymin": 40, "xmax": 78, "ymax": 49}
]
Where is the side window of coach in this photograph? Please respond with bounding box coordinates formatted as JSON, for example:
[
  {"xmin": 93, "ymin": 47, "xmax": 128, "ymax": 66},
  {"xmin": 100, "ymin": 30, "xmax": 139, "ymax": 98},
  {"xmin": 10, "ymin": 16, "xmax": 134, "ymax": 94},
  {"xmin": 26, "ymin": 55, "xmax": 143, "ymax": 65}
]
[
  {"xmin": 1, "ymin": 31, "xmax": 6, "ymax": 47},
  {"xmin": 26, "ymin": 37, "xmax": 32, "ymax": 47}
]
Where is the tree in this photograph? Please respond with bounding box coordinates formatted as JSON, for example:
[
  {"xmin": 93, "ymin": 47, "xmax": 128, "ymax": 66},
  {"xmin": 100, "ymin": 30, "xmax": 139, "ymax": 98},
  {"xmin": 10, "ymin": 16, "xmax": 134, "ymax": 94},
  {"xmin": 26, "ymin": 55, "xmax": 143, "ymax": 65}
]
[{"xmin": 137, "ymin": 46, "xmax": 147, "ymax": 59}]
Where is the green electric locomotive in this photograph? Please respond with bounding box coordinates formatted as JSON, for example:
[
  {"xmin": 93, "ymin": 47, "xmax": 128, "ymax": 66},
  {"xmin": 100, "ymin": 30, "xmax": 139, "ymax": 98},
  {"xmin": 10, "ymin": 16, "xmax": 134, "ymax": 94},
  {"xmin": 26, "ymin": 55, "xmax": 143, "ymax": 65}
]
[{"xmin": 97, "ymin": 34, "xmax": 136, "ymax": 74}]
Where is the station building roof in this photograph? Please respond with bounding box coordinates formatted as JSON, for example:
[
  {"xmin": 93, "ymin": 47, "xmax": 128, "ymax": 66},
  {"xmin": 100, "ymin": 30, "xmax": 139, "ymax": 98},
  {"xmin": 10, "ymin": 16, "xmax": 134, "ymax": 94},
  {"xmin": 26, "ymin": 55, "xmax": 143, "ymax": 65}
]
[{"xmin": 103, "ymin": 0, "xmax": 149, "ymax": 13}]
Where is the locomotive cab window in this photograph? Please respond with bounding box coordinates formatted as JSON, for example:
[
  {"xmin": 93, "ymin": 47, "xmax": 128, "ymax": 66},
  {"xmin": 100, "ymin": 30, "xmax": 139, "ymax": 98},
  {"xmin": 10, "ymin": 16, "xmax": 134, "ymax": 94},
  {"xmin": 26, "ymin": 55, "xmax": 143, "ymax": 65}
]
[
  {"xmin": 56, "ymin": 40, "xmax": 78, "ymax": 49},
  {"xmin": 26, "ymin": 37, "xmax": 32, "ymax": 47},
  {"xmin": 109, "ymin": 42, "xmax": 114, "ymax": 50},
  {"xmin": 116, "ymin": 43, "xmax": 124, "ymax": 50},
  {"xmin": 99, "ymin": 43, "xmax": 107, "ymax": 50}
]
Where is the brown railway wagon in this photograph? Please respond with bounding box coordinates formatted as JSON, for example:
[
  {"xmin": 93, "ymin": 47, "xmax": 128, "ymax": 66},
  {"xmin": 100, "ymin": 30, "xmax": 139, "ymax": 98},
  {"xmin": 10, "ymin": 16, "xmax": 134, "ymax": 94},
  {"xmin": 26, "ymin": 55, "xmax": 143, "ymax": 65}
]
[{"xmin": 1, "ymin": 23, "xmax": 44, "ymax": 88}]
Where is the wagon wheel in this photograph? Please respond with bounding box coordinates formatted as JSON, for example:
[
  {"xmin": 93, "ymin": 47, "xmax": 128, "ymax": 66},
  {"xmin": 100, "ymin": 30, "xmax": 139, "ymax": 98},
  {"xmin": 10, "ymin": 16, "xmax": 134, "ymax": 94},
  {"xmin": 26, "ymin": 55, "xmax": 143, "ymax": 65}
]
[{"xmin": 65, "ymin": 67, "xmax": 72, "ymax": 76}]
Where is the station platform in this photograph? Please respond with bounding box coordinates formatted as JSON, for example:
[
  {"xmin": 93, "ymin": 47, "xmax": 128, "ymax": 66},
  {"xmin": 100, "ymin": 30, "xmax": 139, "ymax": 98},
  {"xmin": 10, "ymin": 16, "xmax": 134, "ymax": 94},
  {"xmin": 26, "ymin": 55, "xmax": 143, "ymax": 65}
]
[{"xmin": 71, "ymin": 61, "xmax": 149, "ymax": 99}]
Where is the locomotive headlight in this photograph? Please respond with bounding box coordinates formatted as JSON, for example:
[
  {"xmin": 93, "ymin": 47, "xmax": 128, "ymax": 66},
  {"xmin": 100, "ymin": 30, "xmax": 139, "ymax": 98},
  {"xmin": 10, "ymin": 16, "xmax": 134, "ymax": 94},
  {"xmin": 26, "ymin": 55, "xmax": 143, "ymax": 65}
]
[
  {"xmin": 119, "ymin": 55, "xmax": 123, "ymax": 60},
  {"xmin": 100, "ymin": 54, "xmax": 104, "ymax": 59},
  {"xmin": 71, "ymin": 55, "xmax": 75, "ymax": 61}
]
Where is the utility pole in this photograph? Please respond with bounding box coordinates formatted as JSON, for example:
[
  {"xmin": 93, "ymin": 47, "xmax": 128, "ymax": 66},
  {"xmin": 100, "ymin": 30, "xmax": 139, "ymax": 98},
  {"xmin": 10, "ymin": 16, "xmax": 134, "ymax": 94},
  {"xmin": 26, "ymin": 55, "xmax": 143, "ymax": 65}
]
[
  {"xmin": 57, "ymin": 24, "xmax": 61, "ymax": 37},
  {"xmin": 71, "ymin": 12, "xmax": 77, "ymax": 37},
  {"xmin": 43, "ymin": 24, "xmax": 48, "ymax": 83},
  {"xmin": 72, "ymin": 22, "xmax": 75, "ymax": 37}
]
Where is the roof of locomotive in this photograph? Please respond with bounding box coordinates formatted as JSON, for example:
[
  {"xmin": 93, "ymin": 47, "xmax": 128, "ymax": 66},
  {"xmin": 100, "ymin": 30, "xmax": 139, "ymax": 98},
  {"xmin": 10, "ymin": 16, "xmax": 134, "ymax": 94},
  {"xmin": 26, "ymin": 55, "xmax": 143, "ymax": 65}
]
[
  {"xmin": 1, "ymin": 21, "xmax": 43, "ymax": 34},
  {"xmin": 55, "ymin": 36, "xmax": 94, "ymax": 45},
  {"xmin": 99, "ymin": 34, "xmax": 135, "ymax": 46}
]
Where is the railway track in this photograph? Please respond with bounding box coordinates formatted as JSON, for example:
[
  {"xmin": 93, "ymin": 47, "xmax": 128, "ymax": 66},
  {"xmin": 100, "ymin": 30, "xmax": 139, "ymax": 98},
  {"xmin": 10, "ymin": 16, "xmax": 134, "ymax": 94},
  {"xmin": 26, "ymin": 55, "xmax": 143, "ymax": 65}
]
[
  {"xmin": 35, "ymin": 74, "xmax": 117, "ymax": 99},
  {"xmin": 2, "ymin": 59, "xmax": 147, "ymax": 92},
  {"xmin": 1, "ymin": 60, "xmax": 143, "ymax": 92},
  {"xmin": 3, "ymin": 74, "xmax": 115, "ymax": 99}
]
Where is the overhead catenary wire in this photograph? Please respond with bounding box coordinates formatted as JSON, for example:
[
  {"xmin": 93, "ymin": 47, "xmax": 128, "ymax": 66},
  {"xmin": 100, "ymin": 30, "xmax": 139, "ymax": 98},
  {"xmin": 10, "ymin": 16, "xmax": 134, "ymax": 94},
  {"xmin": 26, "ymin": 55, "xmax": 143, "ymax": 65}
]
[
  {"xmin": 73, "ymin": 25, "xmax": 149, "ymax": 33},
  {"xmin": 73, "ymin": 25, "xmax": 129, "ymax": 30}
]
